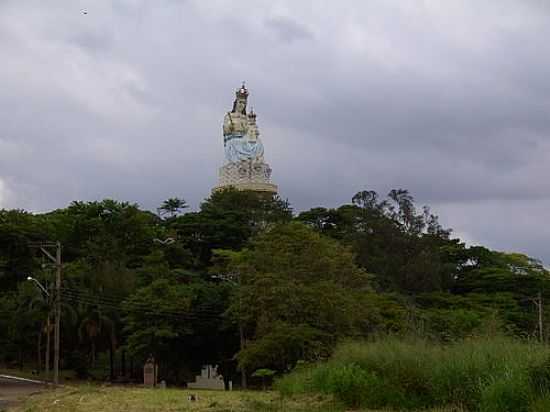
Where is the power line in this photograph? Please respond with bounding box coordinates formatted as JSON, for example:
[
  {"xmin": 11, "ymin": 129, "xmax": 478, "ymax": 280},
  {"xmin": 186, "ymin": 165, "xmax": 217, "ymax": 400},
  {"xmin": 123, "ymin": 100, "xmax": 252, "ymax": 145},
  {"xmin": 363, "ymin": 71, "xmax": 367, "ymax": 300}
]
[
  {"xmin": 61, "ymin": 298, "xmax": 222, "ymax": 324},
  {"xmin": 60, "ymin": 292, "xmax": 227, "ymax": 323},
  {"xmin": 60, "ymin": 288, "xmax": 226, "ymax": 317},
  {"xmin": 60, "ymin": 286, "xmax": 226, "ymax": 314}
]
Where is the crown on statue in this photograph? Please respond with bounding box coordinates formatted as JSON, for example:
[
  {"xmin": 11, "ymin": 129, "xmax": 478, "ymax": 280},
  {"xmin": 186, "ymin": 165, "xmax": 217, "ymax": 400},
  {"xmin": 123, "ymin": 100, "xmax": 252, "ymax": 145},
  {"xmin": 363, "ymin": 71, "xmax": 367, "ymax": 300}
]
[{"xmin": 235, "ymin": 82, "xmax": 249, "ymax": 100}]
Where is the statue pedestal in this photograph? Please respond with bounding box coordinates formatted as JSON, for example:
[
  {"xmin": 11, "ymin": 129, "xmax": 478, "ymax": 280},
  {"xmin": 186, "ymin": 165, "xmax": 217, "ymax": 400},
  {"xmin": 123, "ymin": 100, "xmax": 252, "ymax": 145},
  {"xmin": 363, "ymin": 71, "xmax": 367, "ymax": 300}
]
[{"xmin": 214, "ymin": 160, "xmax": 277, "ymax": 193}]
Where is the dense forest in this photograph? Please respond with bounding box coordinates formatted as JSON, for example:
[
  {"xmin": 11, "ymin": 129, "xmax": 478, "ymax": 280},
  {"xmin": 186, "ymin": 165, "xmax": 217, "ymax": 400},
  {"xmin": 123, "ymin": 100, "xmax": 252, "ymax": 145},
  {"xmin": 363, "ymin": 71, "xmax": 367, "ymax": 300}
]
[{"xmin": 0, "ymin": 188, "xmax": 548, "ymax": 386}]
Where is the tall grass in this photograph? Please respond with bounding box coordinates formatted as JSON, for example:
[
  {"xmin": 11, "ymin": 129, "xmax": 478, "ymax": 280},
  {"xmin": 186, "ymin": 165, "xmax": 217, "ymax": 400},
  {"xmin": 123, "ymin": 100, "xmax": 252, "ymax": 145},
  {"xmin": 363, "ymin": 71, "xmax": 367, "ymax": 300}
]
[{"xmin": 275, "ymin": 337, "xmax": 550, "ymax": 411}]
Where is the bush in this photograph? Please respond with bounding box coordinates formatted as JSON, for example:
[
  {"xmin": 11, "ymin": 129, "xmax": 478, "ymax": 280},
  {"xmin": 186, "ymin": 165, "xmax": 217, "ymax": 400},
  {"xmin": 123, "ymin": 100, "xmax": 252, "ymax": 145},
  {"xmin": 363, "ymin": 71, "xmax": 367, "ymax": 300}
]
[
  {"xmin": 275, "ymin": 363, "xmax": 315, "ymax": 396},
  {"xmin": 528, "ymin": 356, "xmax": 550, "ymax": 395},
  {"xmin": 252, "ymin": 368, "xmax": 276, "ymax": 390},
  {"xmin": 329, "ymin": 339, "xmax": 436, "ymax": 409},
  {"xmin": 529, "ymin": 393, "xmax": 550, "ymax": 412},
  {"xmin": 479, "ymin": 374, "xmax": 533, "ymax": 412},
  {"xmin": 276, "ymin": 337, "xmax": 550, "ymax": 411},
  {"xmin": 312, "ymin": 364, "xmax": 373, "ymax": 408}
]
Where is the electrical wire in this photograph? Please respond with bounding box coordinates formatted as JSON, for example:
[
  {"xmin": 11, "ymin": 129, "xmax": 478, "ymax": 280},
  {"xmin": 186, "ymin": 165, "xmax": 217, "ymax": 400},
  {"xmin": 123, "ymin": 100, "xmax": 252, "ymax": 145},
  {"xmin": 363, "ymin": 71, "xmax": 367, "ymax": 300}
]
[
  {"xmin": 60, "ymin": 286, "xmax": 225, "ymax": 315},
  {"xmin": 59, "ymin": 291, "xmax": 228, "ymax": 323},
  {"xmin": 60, "ymin": 288, "xmax": 225, "ymax": 317}
]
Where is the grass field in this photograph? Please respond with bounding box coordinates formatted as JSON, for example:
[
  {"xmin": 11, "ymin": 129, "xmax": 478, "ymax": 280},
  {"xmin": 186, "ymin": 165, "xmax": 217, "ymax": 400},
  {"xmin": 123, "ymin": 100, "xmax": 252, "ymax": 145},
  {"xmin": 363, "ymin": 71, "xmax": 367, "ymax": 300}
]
[
  {"xmin": 11, "ymin": 384, "xmax": 462, "ymax": 412},
  {"xmin": 13, "ymin": 385, "xmax": 336, "ymax": 412}
]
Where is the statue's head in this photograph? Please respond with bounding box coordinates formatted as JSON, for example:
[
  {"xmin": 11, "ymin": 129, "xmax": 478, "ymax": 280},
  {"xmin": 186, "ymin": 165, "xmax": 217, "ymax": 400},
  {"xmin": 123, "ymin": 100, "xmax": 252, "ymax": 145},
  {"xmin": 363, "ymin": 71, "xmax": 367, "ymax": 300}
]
[{"xmin": 232, "ymin": 83, "xmax": 248, "ymax": 114}]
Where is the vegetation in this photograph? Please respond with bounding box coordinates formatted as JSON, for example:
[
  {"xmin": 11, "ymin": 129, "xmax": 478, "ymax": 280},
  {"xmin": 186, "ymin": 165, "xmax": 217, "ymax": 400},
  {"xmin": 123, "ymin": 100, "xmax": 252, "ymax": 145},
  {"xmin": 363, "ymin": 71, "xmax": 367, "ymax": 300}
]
[
  {"xmin": 276, "ymin": 337, "xmax": 550, "ymax": 411},
  {"xmin": 1, "ymin": 187, "xmax": 550, "ymax": 392},
  {"xmin": 14, "ymin": 384, "xmax": 462, "ymax": 412}
]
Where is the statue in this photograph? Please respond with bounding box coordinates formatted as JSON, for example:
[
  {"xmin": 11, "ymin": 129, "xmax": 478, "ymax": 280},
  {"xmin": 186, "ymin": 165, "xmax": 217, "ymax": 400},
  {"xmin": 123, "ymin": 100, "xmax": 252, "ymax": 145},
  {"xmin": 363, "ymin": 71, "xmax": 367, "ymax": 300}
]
[
  {"xmin": 213, "ymin": 83, "xmax": 277, "ymax": 194},
  {"xmin": 223, "ymin": 83, "xmax": 264, "ymax": 163}
]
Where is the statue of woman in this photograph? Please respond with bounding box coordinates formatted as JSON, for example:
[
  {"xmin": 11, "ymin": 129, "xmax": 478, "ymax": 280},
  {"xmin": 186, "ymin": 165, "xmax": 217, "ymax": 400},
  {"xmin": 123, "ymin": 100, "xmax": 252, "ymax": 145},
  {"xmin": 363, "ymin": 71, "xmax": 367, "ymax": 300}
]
[{"xmin": 223, "ymin": 84, "xmax": 264, "ymax": 163}]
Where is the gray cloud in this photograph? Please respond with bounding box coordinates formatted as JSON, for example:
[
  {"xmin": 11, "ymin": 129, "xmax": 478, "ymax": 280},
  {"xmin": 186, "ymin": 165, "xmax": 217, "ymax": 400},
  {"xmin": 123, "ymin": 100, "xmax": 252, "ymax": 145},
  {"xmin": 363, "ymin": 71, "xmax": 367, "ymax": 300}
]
[
  {"xmin": 264, "ymin": 16, "xmax": 313, "ymax": 43},
  {"xmin": 0, "ymin": 0, "xmax": 549, "ymax": 264}
]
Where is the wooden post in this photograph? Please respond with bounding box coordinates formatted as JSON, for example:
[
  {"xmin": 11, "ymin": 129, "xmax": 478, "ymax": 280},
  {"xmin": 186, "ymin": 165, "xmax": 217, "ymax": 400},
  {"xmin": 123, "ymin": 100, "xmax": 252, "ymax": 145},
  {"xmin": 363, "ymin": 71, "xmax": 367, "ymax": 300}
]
[
  {"xmin": 45, "ymin": 314, "xmax": 50, "ymax": 383},
  {"xmin": 53, "ymin": 242, "xmax": 62, "ymax": 385},
  {"xmin": 538, "ymin": 291, "xmax": 544, "ymax": 343}
]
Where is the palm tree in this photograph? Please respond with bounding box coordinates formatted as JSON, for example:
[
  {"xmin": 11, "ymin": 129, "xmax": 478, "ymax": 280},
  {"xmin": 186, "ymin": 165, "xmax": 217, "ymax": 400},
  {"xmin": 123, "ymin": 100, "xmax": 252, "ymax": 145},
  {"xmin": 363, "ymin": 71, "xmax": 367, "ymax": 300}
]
[
  {"xmin": 79, "ymin": 312, "xmax": 101, "ymax": 366},
  {"xmin": 26, "ymin": 293, "xmax": 49, "ymax": 375},
  {"xmin": 79, "ymin": 309, "xmax": 117, "ymax": 379},
  {"xmin": 158, "ymin": 198, "xmax": 188, "ymax": 218}
]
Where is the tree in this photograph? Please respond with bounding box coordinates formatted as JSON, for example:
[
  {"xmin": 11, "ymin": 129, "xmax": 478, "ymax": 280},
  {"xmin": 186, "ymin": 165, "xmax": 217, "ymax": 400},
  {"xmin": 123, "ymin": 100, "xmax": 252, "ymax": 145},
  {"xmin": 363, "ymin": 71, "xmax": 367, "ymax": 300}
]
[
  {"xmin": 122, "ymin": 279, "xmax": 194, "ymax": 366},
  {"xmin": 0, "ymin": 209, "xmax": 44, "ymax": 291},
  {"xmin": 2, "ymin": 189, "xmax": 550, "ymax": 383},
  {"xmin": 219, "ymin": 222, "xmax": 373, "ymax": 372},
  {"xmin": 299, "ymin": 189, "xmax": 457, "ymax": 294},
  {"xmin": 252, "ymin": 368, "xmax": 276, "ymax": 390},
  {"xmin": 159, "ymin": 198, "xmax": 188, "ymax": 219},
  {"xmin": 173, "ymin": 188, "xmax": 292, "ymax": 268}
]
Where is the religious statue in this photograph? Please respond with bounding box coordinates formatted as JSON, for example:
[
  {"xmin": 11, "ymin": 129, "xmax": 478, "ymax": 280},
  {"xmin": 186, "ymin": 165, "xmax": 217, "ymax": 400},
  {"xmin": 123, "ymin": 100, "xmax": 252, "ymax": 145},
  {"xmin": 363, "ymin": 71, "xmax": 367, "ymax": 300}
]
[
  {"xmin": 213, "ymin": 83, "xmax": 277, "ymax": 194},
  {"xmin": 223, "ymin": 83, "xmax": 264, "ymax": 163}
]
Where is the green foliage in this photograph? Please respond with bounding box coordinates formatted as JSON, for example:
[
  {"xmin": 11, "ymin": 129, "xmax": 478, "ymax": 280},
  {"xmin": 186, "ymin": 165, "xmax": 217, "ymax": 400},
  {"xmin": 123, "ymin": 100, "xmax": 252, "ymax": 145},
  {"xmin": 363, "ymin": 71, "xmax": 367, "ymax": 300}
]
[
  {"xmin": 0, "ymin": 209, "xmax": 45, "ymax": 289},
  {"xmin": 299, "ymin": 189, "xmax": 457, "ymax": 293},
  {"xmin": 530, "ymin": 393, "xmax": 550, "ymax": 412},
  {"xmin": 479, "ymin": 374, "xmax": 533, "ymax": 412},
  {"xmin": 158, "ymin": 197, "xmax": 188, "ymax": 219},
  {"xmin": 122, "ymin": 279, "xmax": 194, "ymax": 359},
  {"xmin": 1, "ymin": 187, "xmax": 550, "ymax": 389},
  {"xmin": 252, "ymin": 368, "xmax": 276, "ymax": 390},
  {"xmin": 219, "ymin": 222, "xmax": 372, "ymax": 372},
  {"xmin": 173, "ymin": 188, "xmax": 292, "ymax": 268},
  {"xmin": 313, "ymin": 363, "xmax": 376, "ymax": 408},
  {"xmin": 277, "ymin": 337, "xmax": 550, "ymax": 411},
  {"xmin": 252, "ymin": 368, "xmax": 276, "ymax": 378}
]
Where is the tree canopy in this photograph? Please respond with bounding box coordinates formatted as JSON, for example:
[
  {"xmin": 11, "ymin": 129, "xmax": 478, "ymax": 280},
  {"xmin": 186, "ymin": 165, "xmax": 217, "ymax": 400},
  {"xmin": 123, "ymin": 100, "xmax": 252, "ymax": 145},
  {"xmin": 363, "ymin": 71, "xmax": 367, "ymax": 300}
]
[{"xmin": 1, "ymin": 188, "xmax": 548, "ymax": 385}]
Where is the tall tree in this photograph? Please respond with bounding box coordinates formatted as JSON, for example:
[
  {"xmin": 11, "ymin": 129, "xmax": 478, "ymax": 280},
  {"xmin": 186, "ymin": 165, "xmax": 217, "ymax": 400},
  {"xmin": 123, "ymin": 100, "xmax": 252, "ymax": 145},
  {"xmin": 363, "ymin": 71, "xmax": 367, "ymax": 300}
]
[
  {"xmin": 173, "ymin": 188, "xmax": 292, "ymax": 268},
  {"xmin": 159, "ymin": 198, "xmax": 188, "ymax": 219},
  {"xmin": 218, "ymin": 222, "xmax": 373, "ymax": 372}
]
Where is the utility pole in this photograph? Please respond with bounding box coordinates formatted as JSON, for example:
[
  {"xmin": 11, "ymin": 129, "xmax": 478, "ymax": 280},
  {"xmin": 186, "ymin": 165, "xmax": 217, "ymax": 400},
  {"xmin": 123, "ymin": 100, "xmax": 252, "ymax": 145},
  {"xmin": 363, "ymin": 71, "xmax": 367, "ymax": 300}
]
[
  {"xmin": 45, "ymin": 313, "xmax": 51, "ymax": 382},
  {"xmin": 536, "ymin": 291, "xmax": 544, "ymax": 343},
  {"xmin": 239, "ymin": 322, "xmax": 247, "ymax": 389},
  {"xmin": 27, "ymin": 276, "xmax": 51, "ymax": 384},
  {"xmin": 54, "ymin": 241, "xmax": 61, "ymax": 385},
  {"xmin": 525, "ymin": 292, "xmax": 544, "ymax": 343},
  {"xmin": 29, "ymin": 241, "xmax": 62, "ymax": 385}
]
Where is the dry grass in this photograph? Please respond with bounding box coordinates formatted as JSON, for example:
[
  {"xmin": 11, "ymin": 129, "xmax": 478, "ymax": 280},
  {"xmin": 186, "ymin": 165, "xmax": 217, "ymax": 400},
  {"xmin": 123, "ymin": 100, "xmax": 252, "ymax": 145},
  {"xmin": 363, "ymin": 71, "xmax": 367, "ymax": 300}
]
[
  {"xmin": 10, "ymin": 384, "xmax": 461, "ymax": 412},
  {"xmin": 12, "ymin": 385, "xmax": 332, "ymax": 412}
]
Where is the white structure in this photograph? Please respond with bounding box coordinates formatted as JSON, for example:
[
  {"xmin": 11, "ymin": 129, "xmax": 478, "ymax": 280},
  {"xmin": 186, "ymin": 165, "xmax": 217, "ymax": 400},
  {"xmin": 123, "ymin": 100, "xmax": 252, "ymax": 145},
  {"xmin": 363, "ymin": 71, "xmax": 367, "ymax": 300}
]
[
  {"xmin": 213, "ymin": 84, "xmax": 277, "ymax": 193},
  {"xmin": 187, "ymin": 364, "xmax": 225, "ymax": 390}
]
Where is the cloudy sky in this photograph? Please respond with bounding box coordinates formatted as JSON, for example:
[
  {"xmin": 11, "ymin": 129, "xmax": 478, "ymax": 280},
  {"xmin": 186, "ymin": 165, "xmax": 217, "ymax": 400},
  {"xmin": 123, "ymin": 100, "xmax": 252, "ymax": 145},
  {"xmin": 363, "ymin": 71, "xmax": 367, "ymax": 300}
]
[{"xmin": 1, "ymin": 0, "xmax": 549, "ymax": 263}]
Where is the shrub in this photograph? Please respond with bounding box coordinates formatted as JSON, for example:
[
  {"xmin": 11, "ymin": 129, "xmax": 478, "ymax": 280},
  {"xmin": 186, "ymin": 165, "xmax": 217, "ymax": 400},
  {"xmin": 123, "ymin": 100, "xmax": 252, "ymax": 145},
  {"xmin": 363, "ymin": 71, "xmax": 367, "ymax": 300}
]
[
  {"xmin": 528, "ymin": 356, "xmax": 550, "ymax": 395},
  {"xmin": 479, "ymin": 374, "xmax": 533, "ymax": 412},
  {"xmin": 312, "ymin": 363, "xmax": 374, "ymax": 408},
  {"xmin": 276, "ymin": 336, "xmax": 550, "ymax": 411},
  {"xmin": 529, "ymin": 393, "xmax": 550, "ymax": 412},
  {"xmin": 252, "ymin": 368, "xmax": 276, "ymax": 390},
  {"xmin": 329, "ymin": 339, "xmax": 435, "ymax": 409},
  {"xmin": 275, "ymin": 364, "xmax": 315, "ymax": 396}
]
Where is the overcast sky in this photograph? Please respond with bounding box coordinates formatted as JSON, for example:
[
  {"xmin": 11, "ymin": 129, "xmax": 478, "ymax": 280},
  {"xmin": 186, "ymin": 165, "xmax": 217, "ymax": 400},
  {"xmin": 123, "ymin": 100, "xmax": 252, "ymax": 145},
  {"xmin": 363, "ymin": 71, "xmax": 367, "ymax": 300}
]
[{"xmin": 1, "ymin": 0, "xmax": 549, "ymax": 264}]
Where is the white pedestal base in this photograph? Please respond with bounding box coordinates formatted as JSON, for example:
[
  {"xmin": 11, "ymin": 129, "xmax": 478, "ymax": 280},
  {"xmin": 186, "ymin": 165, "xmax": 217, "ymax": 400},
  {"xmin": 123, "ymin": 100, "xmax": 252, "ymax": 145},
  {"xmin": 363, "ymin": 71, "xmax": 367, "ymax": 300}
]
[{"xmin": 214, "ymin": 160, "xmax": 277, "ymax": 193}]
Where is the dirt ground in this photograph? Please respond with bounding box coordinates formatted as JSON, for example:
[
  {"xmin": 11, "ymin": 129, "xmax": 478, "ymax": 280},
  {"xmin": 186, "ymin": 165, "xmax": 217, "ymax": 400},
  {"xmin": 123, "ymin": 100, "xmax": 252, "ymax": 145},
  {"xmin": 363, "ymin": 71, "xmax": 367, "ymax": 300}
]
[{"xmin": 0, "ymin": 377, "xmax": 44, "ymax": 411}]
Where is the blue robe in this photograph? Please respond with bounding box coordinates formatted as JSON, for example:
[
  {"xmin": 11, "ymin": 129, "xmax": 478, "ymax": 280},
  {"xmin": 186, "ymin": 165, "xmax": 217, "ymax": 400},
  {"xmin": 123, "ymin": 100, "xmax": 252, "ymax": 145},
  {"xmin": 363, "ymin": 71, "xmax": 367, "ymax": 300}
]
[{"xmin": 224, "ymin": 133, "xmax": 264, "ymax": 163}]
